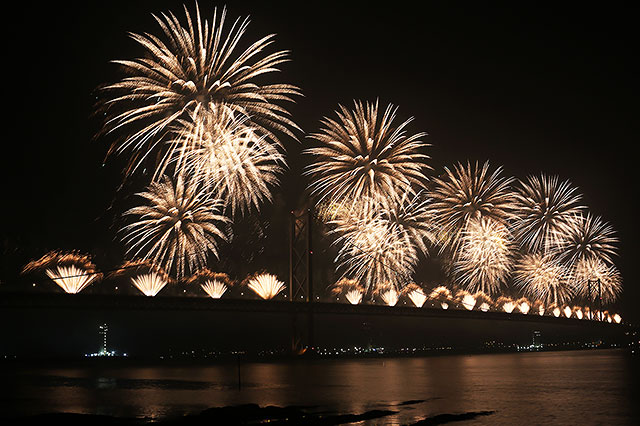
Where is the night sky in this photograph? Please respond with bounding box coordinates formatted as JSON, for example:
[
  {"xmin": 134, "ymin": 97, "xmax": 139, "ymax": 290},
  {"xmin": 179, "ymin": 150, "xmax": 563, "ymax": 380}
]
[{"xmin": 2, "ymin": 2, "xmax": 638, "ymax": 323}]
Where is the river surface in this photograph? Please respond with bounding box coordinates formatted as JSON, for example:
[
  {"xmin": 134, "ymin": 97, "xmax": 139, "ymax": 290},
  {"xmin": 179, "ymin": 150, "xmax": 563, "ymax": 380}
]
[{"xmin": 1, "ymin": 349, "xmax": 638, "ymax": 425}]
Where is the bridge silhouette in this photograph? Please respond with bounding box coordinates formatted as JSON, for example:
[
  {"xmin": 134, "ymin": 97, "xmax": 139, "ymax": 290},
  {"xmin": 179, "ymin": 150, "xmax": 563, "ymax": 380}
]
[{"xmin": 0, "ymin": 291, "xmax": 626, "ymax": 355}]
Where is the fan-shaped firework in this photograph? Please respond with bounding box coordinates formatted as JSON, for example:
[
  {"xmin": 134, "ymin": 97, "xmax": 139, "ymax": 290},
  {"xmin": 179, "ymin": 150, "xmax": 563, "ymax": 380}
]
[
  {"xmin": 23, "ymin": 251, "xmax": 102, "ymax": 294},
  {"xmin": 429, "ymin": 161, "xmax": 515, "ymax": 249},
  {"xmin": 516, "ymin": 298, "xmax": 530, "ymax": 314},
  {"xmin": 402, "ymin": 283, "xmax": 427, "ymax": 307},
  {"xmin": 121, "ymin": 175, "xmax": 230, "ymax": 279},
  {"xmin": 177, "ymin": 110, "xmax": 286, "ymax": 216},
  {"xmin": 187, "ymin": 269, "xmax": 233, "ymax": 298},
  {"xmin": 571, "ymin": 257, "xmax": 622, "ymax": 304},
  {"xmin": 376, "ymin": 284, "xmax": 399, "ymax": 306},
  {"xmin": 513, "ymin": 253, "xmax": 573, "ymax": 306},
  {"xmin": 305, "ymin": 100, "xmax": 430, "ymax": 211},
  {"xmin": 429, "ymin": 286, "xmax": 452, "ymax": 309},
  {"xmin": 331, "ymin": 209, "xmax": 417, "ymax": 294},
  {"xmin": 497, "ymin": 296, "xmax": 516, "ymax": 313},
  {"xmin": 131, "ymin": 272, "xmax": 169, "ymax": 297},
  {"xmin": 558, "ymin": 213, "xmax": 618, "ymax": 266},
  {"xmin": 453, "ymin": 217, "xmax": 513, "ymax": 295},
  {"xmin": 512, "ymin": 174, "xmax": 584, "ymax": 253},
  {"xmin": 331, "ymin": 278, "xmax": 364, "ymax": 305},
  {"xmin": 111, "ymin": 260, "xmax": 172, "ymax": 297},
  {"xmin": 247, "ymin": 273, "xmax": 285, "ymax": 299},
  {"xmin": 455, "ymin": 290, "xmax": 476, "ymax": 310},
  {"xmin": 98, "ymin": 3, "xmax": 300, "ymax": 176}
]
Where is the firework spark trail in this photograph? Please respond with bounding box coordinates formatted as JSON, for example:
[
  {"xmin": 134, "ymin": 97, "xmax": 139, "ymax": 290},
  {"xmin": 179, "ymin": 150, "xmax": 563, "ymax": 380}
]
[
  {"xmin": 512, "ymin": 174, "xmax": 584, "ymax": 253},
  {"xmin": 513, "ymin": 253, "xmax": 573, "ymax": 306},
  {"xmin": 121, "ymin": 175, "xmax": 230, "ymax": 279},
  {"xmin": 305, "ymin": 100, "xmax": 430, "ymax": 212},
  {"xmin": 131, "ymin": 272, "xmax": 168, "ymax": 297},
  {"xmin": 23, "ymin": 251, "xmax": 102, "ymax": 294},
  {"xmin": 428, "ymin": 161, "xmax": 515, "ymax": 251},
  {"xmin": 177, "ymin": 109, "xmax": 286, "ymax": 216},
  {"xmin": 454, "ymin": 217, "xmax": 513, "ymax": 295},
  {"xmin": 98, "ymin": 2, "xmax": 300, "ymax": 177},
  {"xmin": 247, "ymin": 273, "xmax": 285, "ymax": 299}
]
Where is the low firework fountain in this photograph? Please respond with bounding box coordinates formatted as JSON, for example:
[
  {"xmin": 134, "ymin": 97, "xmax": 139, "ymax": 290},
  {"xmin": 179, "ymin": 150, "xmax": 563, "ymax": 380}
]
[
  {"xmin": 331, "ymin": 278, "xmax": 364, "ymax": 305},
  {"xmin": 517, "ymin": 298, "xmax": 530, "ymax": 314},
  {"xmin": 247, "ymin": 273, "xmax": 285, "ymax": 300},
  {"xmin": 377, "ymin": 284, "xmax": 399, "ymax": 307},
  {"xmin": 563, "ymin": 305, "xmax": 572, "ymax": 318},
  {"xmin": 187, "ymin": 269, "xmax": 233, "ymax": 299},
  {"xmin": 23, "ymin": 251, "xmax": 102, "ymax": 294},
  {"xmin": 111, "ymin": 260, "xmax": 171, "ymax": 297},
  {"xmin": 497, "ymin": 296, "xmax": 516, "ymax": 313},
  {"xmin": 429, "ymin": 286, "xmax": 452, "ymax": 309},
  {"xmin": 455, "ymin": 290, "xmax": 476, "ymax": 310},
  {"xmin": 403, "ymin": 283, "xmax": 427, "ymax": 308}
]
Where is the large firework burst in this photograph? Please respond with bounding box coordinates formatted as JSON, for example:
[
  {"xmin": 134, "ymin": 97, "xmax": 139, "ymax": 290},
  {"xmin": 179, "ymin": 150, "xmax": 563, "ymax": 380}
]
[
  {"xmin": 121, "ymin": 175, "xmax": 230, "ymax": 279},
  {"xmin": 178, "ymin": 109, "xmax": 286, "ymax": 216},
  {"xmin": 512, "ymin": 174, "xmax": 584, "ymax": 253},
  {"xmin": 513, "ymin": 253, "xmax": 573, "ymax": 306},
  {"xmin": 331, "ymin": 209, "xmax": 418, "ymax": 294},
  {"xmin": 304, "ymin": 100, "xmax": 430, "ymax": 210},
  {"xmin": 558, "ymin": 213, "xmax": 618, "ymax": 266},
  {"xmin": 23, "ymin": 251, "xmax": 102, "ymax": 294},
  {"xmin": 453, "ymin": 217, "xmax": 513, "ymax": 295},
  {"xmin": 98, "ymin": 3, "xmax": 300, "ymax": 175},
  {"xmin": 429, "ymin": 161, "xmax": 515, "ymax": 250},
  {"xmin": 571, "ymin": 257, "xmax": 622, "ymax": 304}
]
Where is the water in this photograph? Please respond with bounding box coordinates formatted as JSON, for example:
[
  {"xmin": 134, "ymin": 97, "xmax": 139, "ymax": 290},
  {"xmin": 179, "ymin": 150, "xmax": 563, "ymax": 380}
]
[{"xmin": 2, "ymin": 349, "xmax": 638, "ymax": 425}]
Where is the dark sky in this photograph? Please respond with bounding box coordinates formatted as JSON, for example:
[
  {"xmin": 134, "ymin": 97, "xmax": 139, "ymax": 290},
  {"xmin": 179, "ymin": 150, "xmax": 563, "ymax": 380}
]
[{"xmin": 2, "ymin": 2, "xmax": 638, "ymax": 322}]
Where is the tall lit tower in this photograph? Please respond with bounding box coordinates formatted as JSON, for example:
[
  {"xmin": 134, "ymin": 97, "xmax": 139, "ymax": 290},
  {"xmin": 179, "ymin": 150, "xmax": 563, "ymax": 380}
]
[{"xmin": 98, "ymin": 323, "xmax": 108, "ymax": 354}]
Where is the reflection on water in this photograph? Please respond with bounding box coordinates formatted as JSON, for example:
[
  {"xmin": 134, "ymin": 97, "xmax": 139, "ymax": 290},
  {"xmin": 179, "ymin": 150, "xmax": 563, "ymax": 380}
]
[{"xmin": 1, "ymin": 349, "xmax": 637, "ymax": 425}]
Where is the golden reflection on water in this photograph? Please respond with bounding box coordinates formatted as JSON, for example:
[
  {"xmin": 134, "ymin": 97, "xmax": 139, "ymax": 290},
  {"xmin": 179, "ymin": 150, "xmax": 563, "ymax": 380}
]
[{"xmin": 5, "ymin": 350, "xmax": 635, "ymax": 425}]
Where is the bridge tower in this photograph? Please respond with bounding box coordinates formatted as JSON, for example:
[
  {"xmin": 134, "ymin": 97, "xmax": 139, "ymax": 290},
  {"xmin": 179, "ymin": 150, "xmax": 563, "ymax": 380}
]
[{"xmin": 289, "ymin": 207, "xmax": 314, "ymax": 353}]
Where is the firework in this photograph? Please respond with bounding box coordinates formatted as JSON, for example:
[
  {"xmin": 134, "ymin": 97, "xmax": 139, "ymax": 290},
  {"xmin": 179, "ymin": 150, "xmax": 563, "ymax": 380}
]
[
  {"xmin": 377, "ymin": 284, "xmax": 399, "ymax": 306},
  {"xmin": 98, "ymin": 3, "xmax": 300, "ymax": 176},
  {"xmin": 532, "ymin": 300, "xmax": 545, "ymax": 316},
  {"xmin": 23, "ymin": 251, "xmax": 102, "ymax": 294},
  {"xmin": 403, "ymin": 283, "xmax": 427, "ymax": 307},
  {"xmin": 429, "ymin": 286, "xmax": 452, "ymax": 309},
  {"xmin": 331, "ymin": 278, "xmax": 364, "ymax": 305},
  {"xmin": 558, "ymin": 213, "xmax": 618, "ymax": 266},
  {"xmin": 563, "ymin": 305, "xmax": 572, "ymax": 318},
  {"xmin": 454, "ymin": 217, "xmax": 513, "ymax": 295},
  {"xmin": 573, "ymin": 307, "xmax": 583, "ymax": 320},
  {"xmin": 305, "ymin": 100, "xmax": 430, "ymax": 210},
  {"xmin": 121, "ymin": 175, "xmax": 230, "ymax": 279},
  {"xmin": 551, "ymin": 305, "xmax": 561, "ymax": 317},
  {"xmin": 517, "ymin": 298, "xmax": 530, "ymax": 314},
  {"xmin": 512, "ymin": 174, "xmax": 584, "ymax": 253},
  {"xmin": 429, "ymin": 161, "xmax": 514, "ymax": 250},
  {"xmin": 131, "ymin": 272, "xmax": 168, "ymax": 297},
  {"xmin": 571, "ymin": 257, "xmax": 622, "ymax": 304},
  {"xmin": 513, "ymin": 253, "xmax": 573, "ymax": 306},
  {"xmin": 247, "ymin": 273, "xmax": 285, "ymax": 299},
  {"xmin": 112, "ymin": 260, "xmax": 172, "ymax": 297},
  {"xmin": 497, "ymin": 296, "xmax": 516, "ymax": 313},
  {"xmin": 456, "ymin": 290, "xmax": 476, "ymax": 310},
  {"xmin": 177, "ymin": 110, "xmax": 286, "ymax": 216},
  {"xmin": 187, "ymin": 269, "xmax": 233, "ymax": 299},
  {"xmin": 331, "ymin": 209, "xmax": 417, "ymax": 293},
  {"xmin": 613, "ymin": 313, "xmax": 622, "ymax": 324}
]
